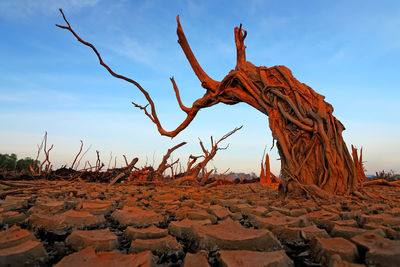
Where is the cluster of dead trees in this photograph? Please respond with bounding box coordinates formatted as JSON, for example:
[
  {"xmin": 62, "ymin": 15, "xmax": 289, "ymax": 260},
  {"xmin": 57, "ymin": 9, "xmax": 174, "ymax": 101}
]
[{"xmin": 1, "ymin": 127, "xmax": 253, "ymax": 188}]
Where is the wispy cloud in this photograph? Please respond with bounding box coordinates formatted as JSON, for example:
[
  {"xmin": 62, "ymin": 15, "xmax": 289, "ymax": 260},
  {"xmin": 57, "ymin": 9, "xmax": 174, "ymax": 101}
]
[
  {"xmin": 106, "ymin": 36, "xmax": 158, "ymax": 67},
  {"xmin": 0, "ymin": 88, "xmax": 77, "ymax": 105},
  {"xmin": 0, "ymin": 0, "xmax": 100, "ymax": 19}
]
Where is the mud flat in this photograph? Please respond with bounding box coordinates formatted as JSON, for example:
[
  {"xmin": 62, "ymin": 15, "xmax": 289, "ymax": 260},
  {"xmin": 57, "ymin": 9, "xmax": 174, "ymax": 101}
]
[{"xmin": 1, "ymin": 180, "xmax": 399, "ymax": 266}]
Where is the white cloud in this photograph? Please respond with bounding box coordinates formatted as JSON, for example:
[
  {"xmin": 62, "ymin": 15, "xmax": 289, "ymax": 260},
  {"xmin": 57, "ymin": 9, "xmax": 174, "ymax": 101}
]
[
  {"xmin": 0, "ymin": 0, "xmax": 100, "ymax": 19},
  {"xmin": 106, "ymin": 36, "xmax": 158, "ymax": 67}
]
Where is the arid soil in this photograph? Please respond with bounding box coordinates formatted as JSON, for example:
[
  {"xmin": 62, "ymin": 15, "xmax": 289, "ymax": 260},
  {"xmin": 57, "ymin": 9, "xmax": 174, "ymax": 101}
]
[{"xmin": 0, "ymin": 181, "xmax": 399, "ymax": 266}]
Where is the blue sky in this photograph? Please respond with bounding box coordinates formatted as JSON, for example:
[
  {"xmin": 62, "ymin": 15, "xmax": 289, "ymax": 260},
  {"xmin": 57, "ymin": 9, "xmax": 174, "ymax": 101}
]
[{"xmin": 0, "ymin": 0, "xmax": 399, "ymax": 175}]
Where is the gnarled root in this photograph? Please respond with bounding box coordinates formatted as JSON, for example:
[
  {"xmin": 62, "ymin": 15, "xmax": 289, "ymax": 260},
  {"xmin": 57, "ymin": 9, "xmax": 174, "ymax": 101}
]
[
  {"xmin": 278, "ymin": 178, "xmax": 333, "ymax": 204},
  {"xmin": 363, "ymin": 179, "xmax": 400, "ymax": 187}
]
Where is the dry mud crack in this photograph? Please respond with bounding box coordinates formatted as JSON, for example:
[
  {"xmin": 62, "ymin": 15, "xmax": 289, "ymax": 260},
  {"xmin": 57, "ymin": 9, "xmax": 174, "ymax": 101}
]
[{"xmin": 1, "ymin": 181, "xmax": 400, "ymax": 266}]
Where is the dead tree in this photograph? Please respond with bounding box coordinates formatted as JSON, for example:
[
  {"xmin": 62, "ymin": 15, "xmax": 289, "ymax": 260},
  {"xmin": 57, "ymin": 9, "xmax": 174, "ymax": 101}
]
[
  {"xmin": 153, "ymin": 142, "xmax": 186, "ymax": 180},
  {"xmin": 30, "ymin": 131, "xmax": 47, "ymax": 175},
  {"xmin": 34, "ymin": 131, "xmax": 53, "ymax": 175},
  {"xmin": 351, "ymin": 145, "xmax": 367, "ymax": 182},
  {"xmin": 172, "ymin": 126, "xmax": 242, "ymax": 185},
  {"xmin": 57, "ymin": 10, "xmax": 366, "ymax": 194},
  {"xmin": 109, "ymin": 157, "xmax": 139, "ymax": 185},
  {"xmin": 71, "ymin": 140, "xmax": 83, "ymax": 169},
  {"xmin": 260, "ymin": 152, "xmax": 280, "ymax": 189}
]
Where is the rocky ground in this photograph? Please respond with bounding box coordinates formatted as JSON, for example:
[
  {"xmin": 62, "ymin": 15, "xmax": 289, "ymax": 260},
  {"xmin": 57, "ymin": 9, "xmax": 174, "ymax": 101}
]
[{"xmin": 0, "ymin": 180, "xmax": 399, "ymax": 267}]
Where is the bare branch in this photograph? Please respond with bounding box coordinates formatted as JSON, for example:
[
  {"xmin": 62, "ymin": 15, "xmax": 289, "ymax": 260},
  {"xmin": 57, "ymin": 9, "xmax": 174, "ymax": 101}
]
[
  {"xmin": 76, "ymin": 144, "xmax": 91, "ymax": 170},
  {"xmin": 125, "ymin": 157, "xmax": 139, "ymax": 172},
  {"xmin": 107, "ymin": 151, "xmax": 113, "ymax": 170},
  {"xmin": 38, "ymin": 132, "xmax": 54, "ymax": 174},
  {"xmin": 184, "ymin": 126, "xmax": 242, "ymax": 180},
  {"xmin": 234, "ymin": 24, "xmax": 247, "ymax": 67},
  {"xmin": 95, "ymin": 150, "xmax": 101, "ymax": 171},
  {"xmin": 123, "ymin": 155, "xmax": 129, "ymax": 166},
  {"xmin": 215, "ymin": 126, "xmax": 243, "ymax": 146},
  {"xmin": 30, "ymin": 132, "xmax": 46, "ymax": 175},
  {"xmin": 198, "ymin": 138, "xmax": 209, "ymax": 156},
  {"xmin": 71, "ymin": 140, "xmax": 83, "ymax": 169},
  {"xmin": 57, "ymin": 9, "xmax": 220, "ymax": 138},
  {"xmin": 170, "ymin": 77, "xmax": 190, "ymax": 113},
  {"xmin": 176, "ymin": 15, "xmax": 220, "ymax": 92},
  {"xmin": 155, "ymin": 142, "xmax": 187, "ymax": 177}
]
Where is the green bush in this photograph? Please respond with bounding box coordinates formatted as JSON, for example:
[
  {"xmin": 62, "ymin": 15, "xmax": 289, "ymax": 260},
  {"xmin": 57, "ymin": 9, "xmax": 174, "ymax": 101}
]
[
  {"xmin": 0, "ymin": 153, "xmax": 17, "ymax": 170},
  {"xmin": 0, "ymin": 153, "xmax": 40, "ymax": 172}
]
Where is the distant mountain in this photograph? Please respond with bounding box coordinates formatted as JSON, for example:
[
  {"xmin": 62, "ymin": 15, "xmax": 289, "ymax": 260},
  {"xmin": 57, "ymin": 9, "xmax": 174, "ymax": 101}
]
[{"xmin": 212, "ymin": 171, "xmax": 258, "ymax": 180}]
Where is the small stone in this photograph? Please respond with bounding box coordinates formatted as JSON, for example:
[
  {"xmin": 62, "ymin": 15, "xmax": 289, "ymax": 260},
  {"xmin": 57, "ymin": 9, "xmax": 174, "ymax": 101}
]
[
  {"xmin": 184, "ymin": 252, "xmax": 210, "ymax": 267},
  {"xmin": 312, "ymin": 237, "xmax": 359, "ymax": 264},
  {"xmin": 0, "ymin": 239, "xmax": 47, "ymax": 267},
  {"xmin": 66, "ymin": 229, "xmax": 118, "ymax": 251},
  {"xmin": 129, "ymin": 235, "xmax": 182, "ymax": 256},
  {"xmin": 125, "ymin": 225, "xmax": 168, "ymax": 240},
  {"xmin": 217, "ymin": 250, "xmax": 294, "ymax": 267}
]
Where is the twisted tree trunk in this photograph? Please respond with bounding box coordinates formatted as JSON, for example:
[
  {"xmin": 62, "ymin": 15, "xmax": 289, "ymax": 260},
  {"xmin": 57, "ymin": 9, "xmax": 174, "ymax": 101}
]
[
  {"xmin": 219, "ymin": 62, "xmax": 361, "ymax": 194},
  {"xmin": 57, "ymin": 11, "xmax": 365, "ymax": 194}
]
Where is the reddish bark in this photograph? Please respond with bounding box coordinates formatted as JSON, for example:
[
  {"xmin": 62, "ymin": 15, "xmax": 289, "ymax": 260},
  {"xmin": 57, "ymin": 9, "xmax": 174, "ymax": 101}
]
[
  {"xmin": 172, "ymin": 126, "xmax": 242, "ymax": 185},
  {"xmin": 351, "ymin": 145, "xmax": 367, "ymax": 182},
  {"xmin": 260, "ymin": 153, "xmax": 280, "ymax": 189},
  {"xmin": 57, "ymin": 10, "xmax": 366, "ymax": 194}
]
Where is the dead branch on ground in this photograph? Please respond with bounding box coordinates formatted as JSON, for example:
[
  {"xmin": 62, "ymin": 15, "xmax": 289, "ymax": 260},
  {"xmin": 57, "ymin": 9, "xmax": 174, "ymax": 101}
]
[{"xmin": 172, "ymin": 126, "xmax": 242, "ymax": 185}]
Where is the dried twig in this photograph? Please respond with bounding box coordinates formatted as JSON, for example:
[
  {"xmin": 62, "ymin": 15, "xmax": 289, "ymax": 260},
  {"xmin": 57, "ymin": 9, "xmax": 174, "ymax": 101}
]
[{"xmin": 71, "ymin": 140, "xmax": 83, "ymax": 169}]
